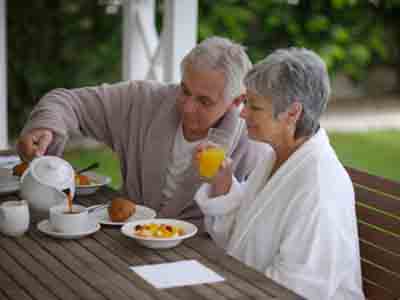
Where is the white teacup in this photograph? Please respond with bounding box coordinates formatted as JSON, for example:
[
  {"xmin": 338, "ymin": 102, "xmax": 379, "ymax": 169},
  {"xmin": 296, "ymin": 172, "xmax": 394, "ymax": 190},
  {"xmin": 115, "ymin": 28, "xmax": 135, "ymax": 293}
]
[
  {"xmin": 0, "ymin": 200, "xmax": 30, "ymax": 237},
  {"xmin": 49, "ymin": 204, "xmax": 90, "ymax": 234}
]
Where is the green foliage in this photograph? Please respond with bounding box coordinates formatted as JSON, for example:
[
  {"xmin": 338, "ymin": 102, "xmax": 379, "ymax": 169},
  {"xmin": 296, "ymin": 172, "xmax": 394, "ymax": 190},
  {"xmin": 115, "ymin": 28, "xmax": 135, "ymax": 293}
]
[
  {"xmin": 198, "ymin": 0, "xmax": 400, "ymax": 80},
  {"xmin": 8, "ymin": 0, "xmax": 400, "ymax": 138},
  {"xmin": 8, "ymin": 0, "xmax": 122, "ymax": 137}
]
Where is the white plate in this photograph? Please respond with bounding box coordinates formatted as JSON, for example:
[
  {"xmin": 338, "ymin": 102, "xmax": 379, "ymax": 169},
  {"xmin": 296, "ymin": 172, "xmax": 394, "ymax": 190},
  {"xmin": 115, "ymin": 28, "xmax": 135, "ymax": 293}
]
[
  {"xmin": 89, "ymin": 204, "xmax": 157, "ymax": 226},
  {"xmin": 0, "ymin": 156, "xmax": 21, "ymax": 169},
  {"xmin": 37, "ymin": 219, "xmax": 101, "ymax": 239},
  {"xmin": 75, "ymin": 171, "xmax": 111, "ymax": 196},
  {"xmin": 121, "ymin": 219, "xmax": 198, "ymax": 249},
  {"xmin": 0, "ymin": 168, "xmax": 20, "ymax": 195}
]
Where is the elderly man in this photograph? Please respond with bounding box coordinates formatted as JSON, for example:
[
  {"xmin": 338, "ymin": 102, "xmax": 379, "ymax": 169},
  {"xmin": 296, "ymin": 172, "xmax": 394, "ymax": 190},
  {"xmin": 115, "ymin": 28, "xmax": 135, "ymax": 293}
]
[
  {"xmin": 194, "ymin": 48, "xmax": 365, "ymax": 299},
  {"xmin": 17, "ymin": 37, "xmax": 261, "ymax": 228}
]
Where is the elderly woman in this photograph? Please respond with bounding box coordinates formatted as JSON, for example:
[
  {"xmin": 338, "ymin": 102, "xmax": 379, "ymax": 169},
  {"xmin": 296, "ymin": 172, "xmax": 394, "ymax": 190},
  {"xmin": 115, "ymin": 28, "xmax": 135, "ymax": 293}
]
[{"xmin": 194, "ymin": 48, "xmax": 365, "ymax": 299}]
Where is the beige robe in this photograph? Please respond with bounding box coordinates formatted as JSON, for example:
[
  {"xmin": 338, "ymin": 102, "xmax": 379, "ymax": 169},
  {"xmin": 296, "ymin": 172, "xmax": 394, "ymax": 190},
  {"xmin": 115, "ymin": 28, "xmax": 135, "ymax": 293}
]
[{"xmin": 21, "ymin": 80, "xmax": 262, "ymax": 228}]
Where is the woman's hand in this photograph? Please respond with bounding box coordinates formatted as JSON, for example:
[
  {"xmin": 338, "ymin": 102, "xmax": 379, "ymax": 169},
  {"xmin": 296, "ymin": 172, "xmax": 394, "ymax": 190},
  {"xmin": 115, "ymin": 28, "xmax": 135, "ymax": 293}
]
[
  {"xmin": 209, "ymin": 157, "xmax": 233, "ymax": 198},
  {"xmin": 193, "ymin": 142, "xmax": 233, "ymax": 197}
]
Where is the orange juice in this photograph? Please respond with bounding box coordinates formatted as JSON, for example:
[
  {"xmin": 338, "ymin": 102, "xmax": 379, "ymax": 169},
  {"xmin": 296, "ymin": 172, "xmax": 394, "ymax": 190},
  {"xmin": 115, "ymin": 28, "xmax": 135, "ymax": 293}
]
[{"xmin": 199, "ymin": 148, "xmax": 226, "ymax": 178}]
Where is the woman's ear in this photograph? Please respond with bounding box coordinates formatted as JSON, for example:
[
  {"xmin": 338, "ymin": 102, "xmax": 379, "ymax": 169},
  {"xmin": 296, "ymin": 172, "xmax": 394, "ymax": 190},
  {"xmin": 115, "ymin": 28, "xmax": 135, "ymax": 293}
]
[
  {"xmin": 231, "ymin": 94, "xmax": 247, "ymax": 108},
  {"xmin": 287, "ymin": 101, "xmax": 303, "ymax": 124}
]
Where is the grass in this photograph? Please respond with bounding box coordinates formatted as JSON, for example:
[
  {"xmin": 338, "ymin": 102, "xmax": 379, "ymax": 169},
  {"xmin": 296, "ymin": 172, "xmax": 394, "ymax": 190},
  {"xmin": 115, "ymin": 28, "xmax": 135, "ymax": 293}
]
[
  {"xmin": 329, "ymin": 130, "xmax": 400, "ymax": 181},
  {"xmin": 63, "ymin": 130, "xmax": 400, "ymax": 189},
  {"xmin": 63, "ymin": 147, "xmax": 121, "ymax": 189}
]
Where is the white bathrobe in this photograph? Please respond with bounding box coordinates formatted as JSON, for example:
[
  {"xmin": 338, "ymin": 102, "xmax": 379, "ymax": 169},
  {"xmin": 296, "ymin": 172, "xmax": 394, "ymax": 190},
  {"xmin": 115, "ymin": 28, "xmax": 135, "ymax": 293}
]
[{"xmin": 195, "ymin": 129, "xmax": 365, "ymax": 300}]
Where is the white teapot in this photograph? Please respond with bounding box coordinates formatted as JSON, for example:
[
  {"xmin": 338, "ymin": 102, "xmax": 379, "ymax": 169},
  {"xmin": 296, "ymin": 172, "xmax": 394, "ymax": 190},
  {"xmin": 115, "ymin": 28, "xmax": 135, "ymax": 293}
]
[{"xmin": 20, "ymin": 156, "xmax": 75, "ymax": 216}]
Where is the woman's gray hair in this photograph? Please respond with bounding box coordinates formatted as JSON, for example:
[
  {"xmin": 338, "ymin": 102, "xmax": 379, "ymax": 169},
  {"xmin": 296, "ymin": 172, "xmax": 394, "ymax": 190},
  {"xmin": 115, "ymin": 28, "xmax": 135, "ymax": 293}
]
[
  {"xmin": 244, "ymin": 48, "xmax": 331, "ymax": 138},
  {"xmin": 181, "ymin": 36, "xmax": 252, "ymax": 102}
]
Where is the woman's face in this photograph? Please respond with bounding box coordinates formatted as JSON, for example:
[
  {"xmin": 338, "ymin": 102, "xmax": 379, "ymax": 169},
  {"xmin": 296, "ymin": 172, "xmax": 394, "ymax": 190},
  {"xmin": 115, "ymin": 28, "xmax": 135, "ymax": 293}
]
[{"xmin": 240, "ymin": 90, "xmax": 290, "ymax": 147}]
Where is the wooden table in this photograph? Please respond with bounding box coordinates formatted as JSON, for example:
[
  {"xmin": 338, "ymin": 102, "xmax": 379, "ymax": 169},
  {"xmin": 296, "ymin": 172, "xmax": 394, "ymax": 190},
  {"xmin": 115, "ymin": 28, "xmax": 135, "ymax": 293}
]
[{"xmin": 0, "ymin": 186, "xmax": 303, "ymax": 300}]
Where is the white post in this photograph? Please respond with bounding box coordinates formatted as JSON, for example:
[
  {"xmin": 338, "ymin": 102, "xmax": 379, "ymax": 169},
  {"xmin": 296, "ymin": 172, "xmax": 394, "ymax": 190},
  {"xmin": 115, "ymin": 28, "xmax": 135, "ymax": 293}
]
[
  {"xmin": 0, "ymin": 0, "xmax": 7, "ymax": 150},
  {"xmin": 122, "ymin": 0, "xmax": 160, "ymax": 81},
  {"xmin": 163, "ymin": 0, "xmax": 198, "ymax": 83}
]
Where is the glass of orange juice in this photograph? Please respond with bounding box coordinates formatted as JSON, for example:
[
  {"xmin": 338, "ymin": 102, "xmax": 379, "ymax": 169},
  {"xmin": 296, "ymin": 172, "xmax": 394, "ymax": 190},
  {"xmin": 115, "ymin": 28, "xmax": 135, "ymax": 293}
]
[{"xmin": 198, "ymin": 128, "xmax": 230, "ymax": 179}]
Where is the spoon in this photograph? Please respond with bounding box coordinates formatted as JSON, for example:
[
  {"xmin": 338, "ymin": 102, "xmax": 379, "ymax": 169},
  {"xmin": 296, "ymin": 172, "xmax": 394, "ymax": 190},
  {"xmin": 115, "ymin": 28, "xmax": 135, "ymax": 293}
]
[
  {"xmin": 87, "ymin": 202, "xmax": 110, "ymax": 214},
  {"xmin": 76, "ymin": 162, "xmax": 99, "ymax": 175}
]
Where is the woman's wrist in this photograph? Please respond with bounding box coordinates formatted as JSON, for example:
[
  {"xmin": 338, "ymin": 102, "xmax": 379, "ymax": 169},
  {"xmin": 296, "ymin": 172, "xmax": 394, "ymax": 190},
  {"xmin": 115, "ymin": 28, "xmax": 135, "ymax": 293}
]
[{"xmin": 210, "ymin": 178, "xmax": 232, "ymax": 198}]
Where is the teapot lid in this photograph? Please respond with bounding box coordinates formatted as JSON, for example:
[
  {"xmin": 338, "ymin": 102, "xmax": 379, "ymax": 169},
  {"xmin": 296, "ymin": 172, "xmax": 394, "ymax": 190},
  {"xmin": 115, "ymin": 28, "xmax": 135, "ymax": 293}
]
[{"xmin": 30, "ymin": 156, "xmax": 74, "ymax": 189}]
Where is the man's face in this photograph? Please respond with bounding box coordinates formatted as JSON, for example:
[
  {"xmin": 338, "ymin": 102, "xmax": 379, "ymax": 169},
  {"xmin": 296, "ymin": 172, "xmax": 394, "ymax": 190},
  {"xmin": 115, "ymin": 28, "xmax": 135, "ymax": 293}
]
[{"xmin": 177, "ymin": 65, "xmax": 234, "ymax": 141}]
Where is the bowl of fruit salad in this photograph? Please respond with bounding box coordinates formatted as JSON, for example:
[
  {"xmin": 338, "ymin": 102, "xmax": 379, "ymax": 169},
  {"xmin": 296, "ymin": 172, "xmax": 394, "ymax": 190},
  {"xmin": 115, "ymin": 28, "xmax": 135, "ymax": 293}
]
[{"xmin": 121, "ymin": 218, "xmax": 198, "ymax": 249}]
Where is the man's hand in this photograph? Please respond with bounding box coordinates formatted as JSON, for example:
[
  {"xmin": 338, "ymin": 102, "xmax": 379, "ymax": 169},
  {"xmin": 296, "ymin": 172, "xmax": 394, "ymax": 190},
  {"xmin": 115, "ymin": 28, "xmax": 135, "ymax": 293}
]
[{"xmin": 17, "ymin": 128, "xmax": 54, "ymax": 162}]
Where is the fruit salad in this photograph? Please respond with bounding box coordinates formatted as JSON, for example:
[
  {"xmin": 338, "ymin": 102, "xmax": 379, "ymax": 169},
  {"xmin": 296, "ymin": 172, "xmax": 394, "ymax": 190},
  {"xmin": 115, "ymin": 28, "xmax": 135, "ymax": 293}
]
[{"xmin": 134, "ymin": 223, "xmax": 185, "ymax": 238}]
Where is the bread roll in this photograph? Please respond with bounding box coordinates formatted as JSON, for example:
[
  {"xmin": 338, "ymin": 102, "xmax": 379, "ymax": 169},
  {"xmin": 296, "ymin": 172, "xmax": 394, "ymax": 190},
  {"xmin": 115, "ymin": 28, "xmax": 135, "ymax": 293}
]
[{"xmin": 108, "ymin": 197, "xmax": 136, "ymax": 222}]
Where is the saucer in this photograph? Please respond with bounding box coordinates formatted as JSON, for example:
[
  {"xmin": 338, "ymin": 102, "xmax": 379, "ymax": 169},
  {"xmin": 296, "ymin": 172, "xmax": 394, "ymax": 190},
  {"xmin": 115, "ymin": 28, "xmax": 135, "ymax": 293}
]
[{"xmin": 37, "ymin": 219, "xmax": 101, "ymax": 239}]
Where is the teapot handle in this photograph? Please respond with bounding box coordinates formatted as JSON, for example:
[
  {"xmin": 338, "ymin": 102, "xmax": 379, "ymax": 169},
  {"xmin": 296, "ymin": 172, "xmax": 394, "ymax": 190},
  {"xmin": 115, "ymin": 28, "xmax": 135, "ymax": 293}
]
[
  {"xmin": 54, "ymin": 189, "xmax": 68, "ymax": 205},
  {"xmin": 20, "ymin": 165, "xmax": 30, "ymax": 183}
]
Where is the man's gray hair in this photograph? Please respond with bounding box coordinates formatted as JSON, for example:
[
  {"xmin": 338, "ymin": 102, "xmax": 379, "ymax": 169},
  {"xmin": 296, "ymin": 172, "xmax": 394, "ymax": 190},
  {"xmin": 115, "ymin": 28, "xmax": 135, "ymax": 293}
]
[
  {"xmin": 244, "ymin": 48, "xmax": 331, "ymax": 138},
  {"xmin": 181, "ymin": 36, "xmax": 252, "ymax": 102}
]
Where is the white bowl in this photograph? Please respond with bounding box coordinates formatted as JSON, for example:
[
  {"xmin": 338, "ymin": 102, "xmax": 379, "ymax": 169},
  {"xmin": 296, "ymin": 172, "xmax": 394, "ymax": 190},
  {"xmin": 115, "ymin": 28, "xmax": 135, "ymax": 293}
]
[
  {"xmin": 75, "ymin": 171, "xmax": 111, "ymax": 196},
  {"xmin": 121, "ymin": 219, "xmax": 198, "ymax": 249}
]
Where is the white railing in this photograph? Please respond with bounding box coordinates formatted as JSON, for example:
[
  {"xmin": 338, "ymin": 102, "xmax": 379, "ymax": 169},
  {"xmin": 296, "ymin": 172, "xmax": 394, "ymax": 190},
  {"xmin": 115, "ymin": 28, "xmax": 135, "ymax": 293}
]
[
  {"xmin": 122, "ymin": 0, "xmax": 198, "ymax": 83},
  {"xmin": 0, "ymin": 0, "xmax": 7, "ymax": 150}
]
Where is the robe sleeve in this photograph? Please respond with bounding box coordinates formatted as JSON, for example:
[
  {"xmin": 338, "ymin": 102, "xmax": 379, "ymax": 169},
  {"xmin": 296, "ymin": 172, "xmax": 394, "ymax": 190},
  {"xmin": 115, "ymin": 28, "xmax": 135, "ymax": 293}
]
[
  {"xmin": 20, "ymin": 81, "xmax": 139, "ymax": 155},
  {"xmin": 194, "ymin": 177, "xmax": 245, "ymax": 249},
  {"xmin": 264, "ymin": 188, "xmax": 349, "ymax": 300}
]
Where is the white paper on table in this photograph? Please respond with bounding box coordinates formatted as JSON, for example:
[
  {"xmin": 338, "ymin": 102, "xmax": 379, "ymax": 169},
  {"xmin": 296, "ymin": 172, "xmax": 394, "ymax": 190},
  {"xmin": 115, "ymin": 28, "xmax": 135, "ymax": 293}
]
[{"xmin": 130, "ymin": 260, "xmax": 225, "ymax": 289}]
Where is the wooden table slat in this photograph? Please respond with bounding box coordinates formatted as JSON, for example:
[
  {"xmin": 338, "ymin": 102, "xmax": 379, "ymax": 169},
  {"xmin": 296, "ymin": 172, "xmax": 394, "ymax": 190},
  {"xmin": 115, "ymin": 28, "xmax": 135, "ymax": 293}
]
[
  {"xmin": 0, "ymin": 236, "xmax": 81, "ymax": 300},
  {"xmin": 57, "ymin": 238, "xmax": 155, "ymax": 300},
  {"xmin": 0, "ymin": 290, "xmax": 10, "ymax": 300},
  {"xmin": 0, "ymin": 266, "xmax": 33, "ymax": 300},
  {"xmin": 28, "ymin": 229, "xmax": 137, "ymax": 300},
  {"xmin": 0, "ymin": 247, "xmax": 58, "ymax": 300},
  {"xmin": 14, "ymin": 233, "xmax": 107, "ymax": 300},
  {"xmin": 78, "ymin": 235, "xmax": 180, "ymax": 300}
]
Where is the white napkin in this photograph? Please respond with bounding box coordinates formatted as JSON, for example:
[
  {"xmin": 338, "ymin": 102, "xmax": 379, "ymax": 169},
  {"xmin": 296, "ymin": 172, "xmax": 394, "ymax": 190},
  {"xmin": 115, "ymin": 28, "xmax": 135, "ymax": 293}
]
[{"xmin": 130, "ymin": 260, "xmax": 225, "ymax": 289}]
